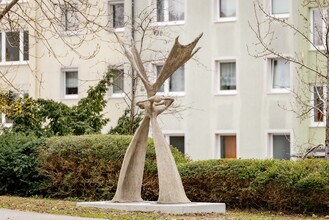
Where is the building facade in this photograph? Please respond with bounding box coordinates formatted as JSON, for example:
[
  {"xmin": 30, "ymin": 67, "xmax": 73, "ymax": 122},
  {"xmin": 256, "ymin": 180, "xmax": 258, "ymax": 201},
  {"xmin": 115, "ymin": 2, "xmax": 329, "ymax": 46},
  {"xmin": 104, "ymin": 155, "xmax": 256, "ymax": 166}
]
[{"xmin": 0, "ymin": 0, "xmax": 325, "ymax": 160}]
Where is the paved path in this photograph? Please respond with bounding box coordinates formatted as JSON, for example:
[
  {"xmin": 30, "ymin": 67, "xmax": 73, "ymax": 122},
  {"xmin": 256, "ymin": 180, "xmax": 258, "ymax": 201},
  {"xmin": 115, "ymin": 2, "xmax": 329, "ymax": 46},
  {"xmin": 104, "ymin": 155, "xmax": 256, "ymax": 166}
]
[{"xmin": 0, "ymin": 209, "xmax": 106, "ymax": 220}]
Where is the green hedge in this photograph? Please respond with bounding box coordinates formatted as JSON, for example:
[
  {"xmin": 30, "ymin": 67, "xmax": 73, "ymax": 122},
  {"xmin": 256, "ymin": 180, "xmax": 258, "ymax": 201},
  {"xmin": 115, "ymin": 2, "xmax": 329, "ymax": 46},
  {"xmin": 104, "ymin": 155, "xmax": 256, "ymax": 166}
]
[
  {"xmin": 0, "ymin": 133, "xmax": 45, "ymax": 196},
  {"xmin": 38, "ymin": 134, "xmax": 188, "ymax": 200},
  {"xmin": 1, "ymin": 133, "xmax": 329, "ymax": 214},
  {"xmin": 180, "ymin": 159, "xmax": 329, "ymax": 213}
]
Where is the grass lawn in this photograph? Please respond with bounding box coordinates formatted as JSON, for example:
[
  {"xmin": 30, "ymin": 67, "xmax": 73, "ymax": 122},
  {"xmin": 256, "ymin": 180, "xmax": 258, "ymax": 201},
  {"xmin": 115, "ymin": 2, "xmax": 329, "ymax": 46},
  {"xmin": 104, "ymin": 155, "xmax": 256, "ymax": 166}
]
[{"xmin": 0, "ymin": 196, "xmax": 327, "ymax": 220}]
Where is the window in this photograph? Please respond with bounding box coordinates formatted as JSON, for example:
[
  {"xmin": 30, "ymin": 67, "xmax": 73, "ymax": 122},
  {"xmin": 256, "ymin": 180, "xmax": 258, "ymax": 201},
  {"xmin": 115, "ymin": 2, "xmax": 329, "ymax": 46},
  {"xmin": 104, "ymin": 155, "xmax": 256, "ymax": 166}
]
[
  {"xmin": 108, "ymin": 1, "xmax": 124, "ymax": 30},
  {"xmin": 311, "ymin": 85, "xmax": 326, "ymax": 125},
  {"xmin": 311, "ymin": 8, "xmax": 326, "ymax": 47},
  {"xmin": 112, "ymin": 69, "xmax": 124, "ymax": 96},
  {"xmin": 270, "ymin": 0, "xmax": 289, "ymax": 16},
  {"xmin": 0, "ymin": 31, "xmax": 29, "ymax": 63},
  {"xmin": 1, "ymin": 113, "xmax": 13, "ymax": 128},
  {"xmin": 156, "ymin": 0, "xmax": 185, "ymax": 23},
  {"xmin": 268, "ymin": 58, "xmax": 290, "ymax": 92},
  {"xmin": 217, "ymin": 0, "xmax": 236, "ymax": 21},
  {"xmin": 217, "ymin": 61, "xmax": 237, "ymax": 94},
  {"xmin": 169, "ymin": 135, "xmax": 185, "ymax": 154},
  {"xmin": 269, "ymin": 134, "xmax": 291, "ymax": 159},
  {"xmin": 216, "ymin": 134, "xmax": 237, "ymax": 159},
  {"xmin": 155, "ymin": 64, "xmax": 185, "ymax": 95},
  {"xmin": 60, "ymin": 4, "xmax": 79, "ymax": 32},
  {"xmin": 63, "ymin": 69, "xmax": 79, "ymax": 98}
]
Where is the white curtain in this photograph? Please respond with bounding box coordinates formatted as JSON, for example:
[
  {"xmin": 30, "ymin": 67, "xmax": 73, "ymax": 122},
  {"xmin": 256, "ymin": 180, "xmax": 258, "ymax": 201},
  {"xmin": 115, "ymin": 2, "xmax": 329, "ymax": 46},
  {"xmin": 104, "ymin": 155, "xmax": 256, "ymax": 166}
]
[
  {"xmin": 220, "ymin": 62, "xmax": 236, "ymax": 90},
  {"xmin": 66, "ymin": 71, "xmax": 78, "ymax": 88},
  {"xmin": 272, "ymin": 59, "xmax": 290, "ymax": 89},
  {"xmin": 312, "ymin": 9, "xmax": 323, "ymax": 46},
  {"xmin": 271, "ymin": 0, "xmax": 288, "ymax": 14},
  {"xmin": 170, "ymin": 65, "xmax": 184, "ymax": 92},
  {"xmin": 220, "ymin": 0, "xmax": 236, "ymax": 18},
  {"xmin": 169, "ymin": 0, "xmax": 184, "ymax": 21}
]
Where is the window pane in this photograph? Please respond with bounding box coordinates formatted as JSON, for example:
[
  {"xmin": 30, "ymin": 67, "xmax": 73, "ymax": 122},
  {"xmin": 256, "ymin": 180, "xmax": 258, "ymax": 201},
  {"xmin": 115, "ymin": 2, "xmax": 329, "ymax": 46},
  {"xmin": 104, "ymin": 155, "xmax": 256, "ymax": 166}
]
[
  {"xmin": 169, "ymin": 66, "xmax": 184, "ymax": 92},
  {"xmin": 112, "ymin": 3, "xmax": 124, "ymax": 28},
  {"xmin": 272, "ymin": 59, "xmax": 290, "ymax": 89},
  {"xmin": 271, "ymin": 0, "xmax": 289, "ymax": 14},
  {"xmin": 157, "ymin": 0, "xmax": 165, "ymax": 22},
  {"xmin": 6, "ymin": 32, "xmax": 20, "ymax": 62},
  {"xmin": 169, "ymin": 0, "xmax": 184, "ymax": 21},
  {"xmin": 312, "ymin": 9, "xmax": 323, "ymax": 46},
  {"xmin": 220, "ymin": 136, "xmax": 236, "ymax": 158},
  {"xmin": 313, "ymin": 86, "xmax": 324, "ymax": 122},
  {"xmin": 273, "ymin": 135, "xmax": 290, "ymax": 159},
  {"xmin": 23, "ymin": 31, "xmax": 29, "ymax": 61},
  {"xmin": 220, "ymin": 62, "xmax": 236, "ymax": 90},
  {"xmin": 156, "ymin": 65, "xmax": 165, "ymax": 92},
  {"xmin": 65, "ymin": 71, "xmax": 78, "ymax": 95},
  {"xmin": 113, "ymin": 69, "xmax": 124, "ymax": 94},
  {"xmin": 61, "ymin": 5, "xmax": 79, "ymax": 31},
  {"xmin": 170, "ymin": 136, "xmax": 185, "ymax": 154},
  {"xmin": 220, "ymin": 0, "xmax": 236, "ymax": 18}
]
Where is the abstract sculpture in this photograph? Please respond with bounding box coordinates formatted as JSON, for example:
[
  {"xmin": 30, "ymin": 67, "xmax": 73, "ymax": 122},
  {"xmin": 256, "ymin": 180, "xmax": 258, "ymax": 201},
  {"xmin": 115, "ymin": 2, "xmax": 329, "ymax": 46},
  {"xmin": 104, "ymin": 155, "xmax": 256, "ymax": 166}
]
[{"xmin": 112, "ymin": 33, "xmax": 203, "ymax": 204}]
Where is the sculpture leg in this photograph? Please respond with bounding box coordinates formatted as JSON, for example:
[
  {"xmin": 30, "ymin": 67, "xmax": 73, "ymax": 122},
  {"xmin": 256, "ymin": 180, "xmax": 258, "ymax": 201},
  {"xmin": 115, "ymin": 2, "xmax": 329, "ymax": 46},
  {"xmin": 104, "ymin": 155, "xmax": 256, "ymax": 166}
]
[
  {"xmin": 151, "ymin": 116, "xmax": 190, "ymax": 204},
  {"xmin": 112, "ymin": 117, "xmax": 150, "ymax": 202}
]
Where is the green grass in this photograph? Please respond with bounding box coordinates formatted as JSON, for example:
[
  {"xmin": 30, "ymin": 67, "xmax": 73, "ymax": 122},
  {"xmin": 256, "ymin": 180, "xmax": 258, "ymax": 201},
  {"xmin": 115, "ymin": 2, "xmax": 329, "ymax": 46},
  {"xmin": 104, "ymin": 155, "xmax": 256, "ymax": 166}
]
[{"xmin": 0, "ymin": 196, "xmax": 327, "ymax": 220}]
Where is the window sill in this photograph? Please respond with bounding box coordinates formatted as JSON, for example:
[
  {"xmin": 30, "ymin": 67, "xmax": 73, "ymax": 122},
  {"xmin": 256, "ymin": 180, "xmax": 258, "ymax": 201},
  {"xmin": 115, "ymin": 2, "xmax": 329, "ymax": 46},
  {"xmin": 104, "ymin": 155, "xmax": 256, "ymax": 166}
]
[
  {"xmin": 114, "ymin": 27, "xmax": 125, "ymax": 33},
  {"xmin": 110, "ymin": 93, "xmax": 125, "ymax": 99},
  {"xmin": 63, "ymin": 95, "xmax": 79, "ymax": 100},
  {"xmin": 215, "ymin": 91, "xmax": 237, "ymax": 96},
  {"xmin": 309, "ymin": 45, "xmax": 325, "ymax": 51},
  {"xmin": 270, "ymin": 13, "xmax": 290, "ymax": 19},
  {"xmin": 0, "ymin": 61, "xmax": 29, "ymax": 66},
  {"xmin": 153, "ymin": 20, "xmax": 185, "ymax": 27},
  {"xmin": 214, "ymin": 17, "xmax": 237, "ymax": 23},
  {"xmin": 1, "ymin": 123, "xmax": 13, "ymax": 128},
  {"xmin": 267, "ymin": 89, "xmax": 290, "ymax": 95},
  {"xmin": 156, "ymin": 92, "xmax": 185, "ymax": 97},
  {"xmin": 309, "ymin": 122, "xmax": 325, "ymax": 128}
]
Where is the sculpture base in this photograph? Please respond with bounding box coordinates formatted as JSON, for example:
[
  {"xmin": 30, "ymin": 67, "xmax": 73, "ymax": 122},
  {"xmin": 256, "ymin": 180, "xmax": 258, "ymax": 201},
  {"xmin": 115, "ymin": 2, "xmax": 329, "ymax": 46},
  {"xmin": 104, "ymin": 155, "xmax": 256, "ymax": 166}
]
[{"xmin": 76, "ymin": 201, "xmax": 226, "ymax": 214}]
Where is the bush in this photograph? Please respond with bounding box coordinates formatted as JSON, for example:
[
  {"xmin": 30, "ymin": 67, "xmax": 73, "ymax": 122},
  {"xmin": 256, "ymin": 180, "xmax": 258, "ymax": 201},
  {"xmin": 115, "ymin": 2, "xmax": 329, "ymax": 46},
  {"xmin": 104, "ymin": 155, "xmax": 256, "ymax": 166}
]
[
  {"xmin": 0, "ymin": 133, "xmax": 45, "ymax": 196},
  {"xmin": 180, "ymin": 159, "xmax": 329, "ymax": 214},
  {"xmin": 38, "ymin": 134, "xmax": 188, "ymax": 200}
]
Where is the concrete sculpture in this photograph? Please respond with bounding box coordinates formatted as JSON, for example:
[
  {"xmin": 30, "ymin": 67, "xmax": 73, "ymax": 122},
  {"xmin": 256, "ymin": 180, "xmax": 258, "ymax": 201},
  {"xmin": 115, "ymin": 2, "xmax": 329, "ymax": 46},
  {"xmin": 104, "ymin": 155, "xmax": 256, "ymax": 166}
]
[{"xmin": 112, "ymin": 34, "xmax": 203, "ymax": 204}]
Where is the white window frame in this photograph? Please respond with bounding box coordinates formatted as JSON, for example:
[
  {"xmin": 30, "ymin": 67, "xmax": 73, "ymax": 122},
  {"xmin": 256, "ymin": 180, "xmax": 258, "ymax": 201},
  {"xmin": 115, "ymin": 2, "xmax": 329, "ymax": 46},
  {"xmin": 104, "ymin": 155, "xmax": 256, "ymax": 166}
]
[
  {"xmin": 0, "ymin": 30, "xmax": 29, "ymax": 66},
  {"xmin": 310, "ymin": 84, "xmax": 326, "ymax": 127},
  {"xmin": 269, "ymin": 0, "xmax": 290, "ymax": 18},
  {"xmin": 266, "ymin": 57, "xmax": 291, "ymax": 94},
  {"xmin": 214, "ymin": 131, "xmax": 238, "ymax": 159},
  {"xmin": 267, "ymin": 130, "xmax": 292, "ymax": 159},
  {"xmin": 111, "ymin": 68, "xmax": 125, "ymax": 98},
  {"xmin": 62, "ymin": 68, "xmax": 79, "ymax": 100},
  {"xmin": 163, "ymin": 131, "xmax": 186, "ymax": 154},
  {"xmin": 152, "ymin": 63, "xmax": 185, "ymax": 96},
  {"xmin": 214, "ymin": 0, "xmax": 237, "ymax": 23},
  {"xmin": 1, "ymin": 112, "xmax": 13, "ymax": 128},
  {"xmin": 310, "ymin": 8, "xmax": 327, "ymax": 50},
  {"xmin": 108, "ymin": 0, "xmax": 125, "ymax": 32},
  {"xmin": 214, "ymin": 57, "xmax": 238, "ymax": 95},
  {"xmin": 152, "ymin": 0, "xmax": 186, "ymax": 26}
]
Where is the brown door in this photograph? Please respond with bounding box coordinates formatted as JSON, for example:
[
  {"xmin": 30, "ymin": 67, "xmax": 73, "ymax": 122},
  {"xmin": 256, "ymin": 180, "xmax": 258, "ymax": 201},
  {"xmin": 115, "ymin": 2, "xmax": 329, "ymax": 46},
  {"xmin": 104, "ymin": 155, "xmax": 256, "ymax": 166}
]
[{"xmin": 224, "ymin": 136, "xmax": 236, "ymax": 158}]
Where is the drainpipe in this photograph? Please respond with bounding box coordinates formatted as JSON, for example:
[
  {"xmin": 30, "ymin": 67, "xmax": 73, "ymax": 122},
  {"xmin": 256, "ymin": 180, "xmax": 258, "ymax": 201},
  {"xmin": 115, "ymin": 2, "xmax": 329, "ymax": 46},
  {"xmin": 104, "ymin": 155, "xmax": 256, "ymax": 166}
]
[{"xmin": 129, "ymin": 0, "xmax": 136, "ymax": 134}]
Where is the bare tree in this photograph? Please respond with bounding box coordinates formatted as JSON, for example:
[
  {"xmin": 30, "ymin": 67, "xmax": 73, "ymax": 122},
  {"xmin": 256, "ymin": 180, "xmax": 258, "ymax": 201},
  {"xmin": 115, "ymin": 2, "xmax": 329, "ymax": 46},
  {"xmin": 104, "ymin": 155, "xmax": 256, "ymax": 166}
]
[{"xmin": 249, "ymin": 0, "xmax": 329, "ymax": 159}]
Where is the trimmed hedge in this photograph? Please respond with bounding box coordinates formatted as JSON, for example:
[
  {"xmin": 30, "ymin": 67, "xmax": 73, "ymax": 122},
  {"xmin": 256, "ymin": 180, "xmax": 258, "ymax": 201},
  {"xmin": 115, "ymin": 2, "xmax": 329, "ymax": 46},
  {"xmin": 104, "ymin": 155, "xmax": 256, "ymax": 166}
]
[
  {"xmin": 180, "ymin": 159, "xmax": 329, "ymax": 213},
  {"xmin": 0, "ymin": 133, "xmax": 45, "ymax": 196},
  {"xmin": 1, "ymin": 133, "xmax": 329, "ymax": 214},
  {"xmin": 38, "ymin": 134, "xmax": 188, "ymax": 200}
]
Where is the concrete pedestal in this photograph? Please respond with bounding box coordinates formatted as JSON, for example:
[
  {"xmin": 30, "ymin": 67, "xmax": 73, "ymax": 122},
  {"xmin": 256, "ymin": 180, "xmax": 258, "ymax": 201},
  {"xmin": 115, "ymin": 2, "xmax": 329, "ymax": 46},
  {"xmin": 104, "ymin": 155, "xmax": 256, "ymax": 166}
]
[{"xmin": 77, "ymin": 201, "xmax": 226, "ymax": 214}]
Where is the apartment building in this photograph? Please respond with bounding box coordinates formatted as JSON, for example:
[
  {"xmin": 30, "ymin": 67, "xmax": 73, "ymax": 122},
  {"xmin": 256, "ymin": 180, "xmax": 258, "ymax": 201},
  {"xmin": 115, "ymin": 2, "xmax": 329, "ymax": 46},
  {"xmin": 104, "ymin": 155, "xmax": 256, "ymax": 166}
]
[{"xmin": 0, "ymin": 0, "xmax": 325, "ymax": 160}]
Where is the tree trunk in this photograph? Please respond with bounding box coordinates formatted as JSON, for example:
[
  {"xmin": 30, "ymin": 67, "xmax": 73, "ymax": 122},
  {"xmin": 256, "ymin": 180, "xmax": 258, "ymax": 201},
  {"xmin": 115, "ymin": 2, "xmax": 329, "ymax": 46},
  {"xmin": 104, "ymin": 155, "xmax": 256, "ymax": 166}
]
[{"xmin": 326, "ymin": 55, "xmax": 329, "ymax": 160}]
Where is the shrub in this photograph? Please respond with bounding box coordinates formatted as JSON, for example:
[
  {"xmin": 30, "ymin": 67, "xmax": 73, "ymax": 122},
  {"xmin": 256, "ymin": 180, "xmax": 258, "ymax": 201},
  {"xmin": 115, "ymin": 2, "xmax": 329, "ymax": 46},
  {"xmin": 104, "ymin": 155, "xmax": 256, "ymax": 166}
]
[
  {"xmin": 180, "ymin": 159, "xmax": 329, "ymax": 214},
  {"xmin": 38, "ymin": 134, "xmax": 188, "ymax": 200},
  {"xmin": 0, "ymin": 133, "xmax": 45, "ymax": 196}
]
